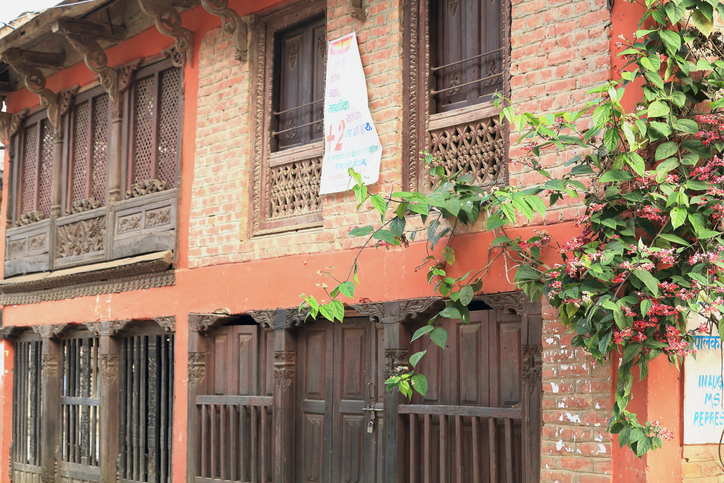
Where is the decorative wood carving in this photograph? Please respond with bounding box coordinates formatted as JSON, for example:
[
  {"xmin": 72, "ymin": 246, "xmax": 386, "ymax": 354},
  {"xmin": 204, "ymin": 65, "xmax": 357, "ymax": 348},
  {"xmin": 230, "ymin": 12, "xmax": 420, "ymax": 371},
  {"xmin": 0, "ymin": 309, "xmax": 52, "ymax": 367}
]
[
  {"xmin": 82, "ymin": 319, "xmax": 131, "ymax": 336},
  {"xmin": 138, "ymin": 0, "xmax": 194, "ymax": 67},
  {"xmin": 476, "ymin": 292, "xmax": 525, "ymax": 315},
  {"xmin": 352, "ymin": 297, "xmax": 442, "ymax": 323},
  {"xmin": 70, "ymin": 197, "xmax": 101, "ymax": 214},
  {"xmin": 31, "ymin": 323, "xmax": 71, "ymax": 339},
  {"xmin": 349, "ymin": 0, "xmax": 368, "ymax": 19},
  {"xmin": 0, "ymin": 111, "xmax": 10, "ymax": 145},
  {"xmin": 152, "ymin": 315, "xmax": 176, "ymax": 332},
  {"xmin": 188, "ymin": 352, "xmax": 207, "ymax": 388},
  {"xmin": 57, "ymin": 85, "xmax": 79, "ymax": 116},
  {"xmin": 63, "ymin": 34, "xmax": 119, "ymax": 101},
  {"xmin": 0, "ymin": 267, "xmax": 175, "ymax": 305},
  {"xmin": 99, "ymin": 354, "xmax": 120, "ymax": 384},
  {"xmin": 126, "ymin": 179, "xmax": 167, "ymax": 198},
  {"xmin": 0, "ymin": 326, "xmax": 25, "ymax": 339},
  {"xmin": 273, "ymin": 350, "xmax": 296, "ymax": 387},
  {"xmin": 41, "ymin": 354, "xmax": 59, "ymax": 378},
  {"xmin": 1, "ymin": 49, "xmax": 63, "ymax": 127},
  {"xmin": 55, "ymin": 215, "xmax": 106, "ymax": 259},
  {"xmin": 199, "ymin": 0, "xmax": 251, "ymax": 61},
  {"xmin": 426, "ymin": 116, "xmax": 507, "ymax": 190},
  {"xmin": 118, "ymin": 58, "xmax": 144, "ymax": 94},
  {"xmin": 9, "ymin": 109, "xmax": 28, "ymax": 138},
  {"xmin": 384, "ymin": 348, "xmax": 409, "ymax": 377},
  {"xmin": 521, "ymin": 344, "xmax": 542, "ymax": 386},
  {"xmin": 248, "ymin": 310, "xmax": 275, "ymax": 329},
  {"xmin": 268, "ymin": 156, "xmax": 323, "ymax": 220},
  {"xmin": 188, "ymin": 313, "xmax": 228, "ymax": 333},
  {"xmin": 16, "ymin": 211, "xmax": 45, "ymax": 227}
]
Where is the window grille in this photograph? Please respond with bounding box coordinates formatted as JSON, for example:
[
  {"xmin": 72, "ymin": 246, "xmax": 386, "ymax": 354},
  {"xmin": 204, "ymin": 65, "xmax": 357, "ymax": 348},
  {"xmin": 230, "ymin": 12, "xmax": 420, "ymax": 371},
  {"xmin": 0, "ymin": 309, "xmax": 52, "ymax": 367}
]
[
  {"xmin": 119, "ymin": 333, "xmax": 174, "ymax": 483},
  {"xmin": 61, "ymin": 335, "xmax": 100, "ymax": 467},
  {"xmin": 68, "ymin": 88, "xmax": 111, "ymax": 210},
  {"xmin": 127, "ymin": 61, "xmax": 183, "ymax": 193},
  {"xmin": 18, "ymin": 113, "xmax": 54, "ymax": 219},
  {"xmin": 12, "ymin": 339, "xmax": 42, "ymax": 470}
]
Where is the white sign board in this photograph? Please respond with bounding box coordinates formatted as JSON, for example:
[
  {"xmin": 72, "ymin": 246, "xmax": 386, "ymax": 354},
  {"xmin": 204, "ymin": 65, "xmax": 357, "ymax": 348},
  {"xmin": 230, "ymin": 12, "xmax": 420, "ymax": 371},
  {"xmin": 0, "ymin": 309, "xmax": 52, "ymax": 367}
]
[
  {"xmin": 684, "ymin": 316, "xmax": 724, "ymax": 444},
  {"xmin": 319, "ymin": 32, "xmax": 382, "ymax": 195}
]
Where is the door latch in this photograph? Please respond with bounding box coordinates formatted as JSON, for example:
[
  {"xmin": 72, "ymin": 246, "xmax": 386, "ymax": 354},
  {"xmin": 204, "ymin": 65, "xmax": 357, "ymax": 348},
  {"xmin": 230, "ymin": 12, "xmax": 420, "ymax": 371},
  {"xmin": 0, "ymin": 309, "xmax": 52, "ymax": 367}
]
[{"xmin": 367, "ymin": 419, "xmax": 374, "ymax": 433}]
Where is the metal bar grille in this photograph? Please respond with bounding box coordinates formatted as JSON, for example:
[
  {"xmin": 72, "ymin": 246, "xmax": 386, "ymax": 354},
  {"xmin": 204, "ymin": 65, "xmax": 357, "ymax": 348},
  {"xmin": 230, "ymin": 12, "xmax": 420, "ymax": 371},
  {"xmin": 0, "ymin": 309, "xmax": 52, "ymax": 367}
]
[
  {"xmin": 195, "ymin": 397, "xmax": 273, "ymax": 483},
  {"xmin": 119, "ymin": 334, "xmax": 174, "ymax": 483},
  {"xmin": 61, "ymin": 336, "xmax": 100, "ymax": 466},
  {"xmin": 12, "ymin": 340, "xmax": 42, "ymax": 468}
]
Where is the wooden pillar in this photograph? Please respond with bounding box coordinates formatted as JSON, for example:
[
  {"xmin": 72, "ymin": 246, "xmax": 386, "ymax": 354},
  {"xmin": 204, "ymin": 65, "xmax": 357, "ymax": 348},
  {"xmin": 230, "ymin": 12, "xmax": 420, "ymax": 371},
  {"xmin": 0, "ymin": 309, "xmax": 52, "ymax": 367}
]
[
  {"xmin": 40, "ymin": 337, "xmax": 60, "ymax": 483},
  {"xmin": 520, "ymin": 298, "xmax": 542, "ymax": 483},
  {"xmin": 107, "ymin": 102, "xmax": 124, "ymax": 203},
  {"xmin": 272, "ymin": 310, "xmax": 296, "ymax": 483},
  {"xmin": 50, "ymin": 124, "xmax": 64, "ymax": 218},
  {"xmin": 99, "ymin": 330, "xmax": 121, "ymax": 483},
  {"xmin": 382, "ymin": 311, "xmax": 411, "ymax": 483}
]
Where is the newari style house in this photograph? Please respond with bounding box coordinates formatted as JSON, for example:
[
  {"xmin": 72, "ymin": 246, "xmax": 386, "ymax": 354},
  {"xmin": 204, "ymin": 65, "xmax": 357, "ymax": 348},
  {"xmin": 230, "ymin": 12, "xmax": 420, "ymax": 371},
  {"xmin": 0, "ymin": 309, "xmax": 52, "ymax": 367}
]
[{"xmin": 0, "ymin": 0, "xmax": 715, "ymax": 482}]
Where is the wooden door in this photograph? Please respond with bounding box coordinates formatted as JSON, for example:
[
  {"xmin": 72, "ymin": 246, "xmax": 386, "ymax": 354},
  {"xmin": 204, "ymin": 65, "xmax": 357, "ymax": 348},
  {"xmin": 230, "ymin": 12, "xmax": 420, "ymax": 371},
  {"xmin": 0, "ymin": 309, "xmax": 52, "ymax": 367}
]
[{"xmin": 296, "ymin": 318, "xmax": 381, "ymax": 483}]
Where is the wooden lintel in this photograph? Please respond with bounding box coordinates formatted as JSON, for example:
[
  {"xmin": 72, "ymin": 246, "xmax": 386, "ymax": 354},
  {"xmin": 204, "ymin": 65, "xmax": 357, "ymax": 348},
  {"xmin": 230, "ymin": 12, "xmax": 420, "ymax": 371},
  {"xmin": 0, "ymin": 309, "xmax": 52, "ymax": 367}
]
[
  {"xmin": 52, "ymin": 17, "xmax": 127, "ymax": 42},
  {"xmin": 0, "ymin": 81, "xmax": 18, "ymax": 94},
  {"xmin": 1, "ymin": 48, "xmax": 65, "ymax": 69}
]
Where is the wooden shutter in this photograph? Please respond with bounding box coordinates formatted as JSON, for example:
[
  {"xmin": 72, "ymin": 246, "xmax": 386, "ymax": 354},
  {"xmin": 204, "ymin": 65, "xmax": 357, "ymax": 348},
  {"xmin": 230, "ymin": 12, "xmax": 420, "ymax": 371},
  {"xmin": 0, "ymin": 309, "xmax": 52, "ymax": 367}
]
[
  {"xmin": 18, "ymin": 113, "xmax": 54, "ymax": 219},
  {"xmin": 432, "ymin": 0, "xmax": 504, "ymax": 112}
]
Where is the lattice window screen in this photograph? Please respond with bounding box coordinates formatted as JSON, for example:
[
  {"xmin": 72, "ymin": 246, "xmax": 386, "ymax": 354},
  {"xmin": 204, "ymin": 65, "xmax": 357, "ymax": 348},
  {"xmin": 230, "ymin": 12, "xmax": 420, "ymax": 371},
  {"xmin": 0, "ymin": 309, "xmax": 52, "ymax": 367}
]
[
  {"xmin": 158, "ymin": 68, "xmax": 181, "ymax": 188},
  {"xmin": 133, "ymin": 75, "xmax": 155, "ymax": 184},
  {"xmin": 21, "ymin": 123, "xmax": 39, "ymax": 215},
  {"xmin": 38, "ymin": 119, "xmax": 54, "ymax": 217},
  {"xmin": 268, "ymin": 157, "xmax": 322, "ymax": 219},
  {"xmin": 71, "ymin": 101, "xmax": 91, "ymax": 204},
  {"xmin": 91, "ymin": 94, "xmax": 110, "ymax": 205}
]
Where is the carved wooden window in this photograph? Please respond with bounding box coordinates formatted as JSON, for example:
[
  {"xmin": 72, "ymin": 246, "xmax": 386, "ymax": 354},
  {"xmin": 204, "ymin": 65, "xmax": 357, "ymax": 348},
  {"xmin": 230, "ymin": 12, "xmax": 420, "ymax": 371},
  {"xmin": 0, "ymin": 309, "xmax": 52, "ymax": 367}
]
[
  {"xmin": 119, "ymin": 332, "xmax": 174, "ymax": 483},
  {"xmin": 61, "ymin": 334, "xmax": 100, "ymax": 467},
  {"xmin": 17, "ymin": 111, "xmax": 54, "ymax": 220},
  {"xmin": 125, "ymin": 59, "xmax": 183, "ymax": 195},
  {"xmin": 251, "ymin": 0, "xmax": 326, "ymax": 236},
  {"xmin": 404, "ymin": 0, "xmax": 510, "ymax": 191},
  {"xmin": 66, "ymin": 87, "xmax": 111, "ymax": 212},
  {"xmin": 11, "ymin": 336, "xmax": 43, "ymax": 479}
]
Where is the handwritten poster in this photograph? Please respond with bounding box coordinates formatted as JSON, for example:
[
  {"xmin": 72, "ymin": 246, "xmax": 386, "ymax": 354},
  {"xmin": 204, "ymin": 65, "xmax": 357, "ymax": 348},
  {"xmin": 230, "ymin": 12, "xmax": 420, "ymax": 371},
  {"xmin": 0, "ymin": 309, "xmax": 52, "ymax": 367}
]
[
  {"xmin": 684, "ymin": 316, "xmax": 724, "ymax": 444},
  {"xmin": 319, "ymin": 32, "xmax": 382, "ymax": 195}
]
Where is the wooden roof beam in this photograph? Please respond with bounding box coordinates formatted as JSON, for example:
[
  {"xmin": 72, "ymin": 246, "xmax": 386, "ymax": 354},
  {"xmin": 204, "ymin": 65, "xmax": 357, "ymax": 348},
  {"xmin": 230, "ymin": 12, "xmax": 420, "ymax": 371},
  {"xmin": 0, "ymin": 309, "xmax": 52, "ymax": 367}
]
[
  {"xmin": 1, "ymin": 48, "xmax": 65, "ymax": 69},
  {"xmin": 51, "ymin": 17, "xmax": 127, "ymax": 42}
]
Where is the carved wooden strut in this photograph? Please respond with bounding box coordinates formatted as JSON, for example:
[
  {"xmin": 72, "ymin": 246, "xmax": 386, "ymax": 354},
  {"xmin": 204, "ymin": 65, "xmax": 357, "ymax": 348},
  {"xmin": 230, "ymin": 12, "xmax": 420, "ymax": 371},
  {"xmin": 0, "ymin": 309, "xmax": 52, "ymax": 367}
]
[
  {"xmin": 137, "ymin": 0, "xmax": 194, "ymax": 67},
  {"xmin": 199, "ymin": 0, "xmax": 251, "ymax": 61}
]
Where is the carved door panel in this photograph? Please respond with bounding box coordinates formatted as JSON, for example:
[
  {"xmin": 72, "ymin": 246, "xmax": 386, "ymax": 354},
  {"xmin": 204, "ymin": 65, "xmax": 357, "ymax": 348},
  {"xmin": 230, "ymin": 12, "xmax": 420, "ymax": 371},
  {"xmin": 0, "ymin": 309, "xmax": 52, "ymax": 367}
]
[{"xmin": 296, "ymin": 318, "xmax": 381, "ymax": 483}]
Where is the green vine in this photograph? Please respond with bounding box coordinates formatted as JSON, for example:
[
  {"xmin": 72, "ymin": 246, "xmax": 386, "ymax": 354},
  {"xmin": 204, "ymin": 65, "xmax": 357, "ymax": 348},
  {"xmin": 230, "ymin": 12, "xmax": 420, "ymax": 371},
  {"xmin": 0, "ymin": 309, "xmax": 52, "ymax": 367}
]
[{"xmin": 300, "ymin": 0, "xmax": 724, "ymax": 456}]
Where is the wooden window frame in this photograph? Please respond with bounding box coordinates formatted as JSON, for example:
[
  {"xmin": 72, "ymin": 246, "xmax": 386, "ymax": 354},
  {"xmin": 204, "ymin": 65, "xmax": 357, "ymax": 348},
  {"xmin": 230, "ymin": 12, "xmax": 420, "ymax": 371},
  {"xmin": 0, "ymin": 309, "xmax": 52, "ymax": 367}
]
[
  {"xmin": 122, "ymin": 57, "xmax": 184, "ymax": 199},
  {"xmin": 15, "ymin": 110, "xmax": 53, "ymax": 221},
  {"xmin": 63, "ymin": 86, "xmax": 112, "ymax": 214},
  {"xmin": 402, "ymin": 0, "xmax": 511, "ymax": 192},
  {"xmin": 250, "ymin": 0, "xmax": 327, "ymax": 236}
]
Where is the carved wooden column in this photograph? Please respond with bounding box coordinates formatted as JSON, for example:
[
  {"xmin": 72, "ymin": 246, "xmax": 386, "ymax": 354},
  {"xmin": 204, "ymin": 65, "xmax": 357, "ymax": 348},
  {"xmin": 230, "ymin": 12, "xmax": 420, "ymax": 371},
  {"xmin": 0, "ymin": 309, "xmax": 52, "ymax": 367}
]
[
  {"xmin": 0, "ymin": 109, "xmax": 26, "ymax": 227},
  {"xmin": 32, "ymin": 324, "xmax": 70, "ymax": 483},
  {"xmin": 186, "ymin": 313, "xmax": 227, "ymax": 483},
  {"xmin": 520, "ymin": 298, "xmax": 542, "ymax": 483},
  {"xmin": 51, "ymin": 89, "xmax": 77, "ymax": 218},
  {"xmin": 83, "ymin": 320, "xmax": 129, "ymax": 483},
  {"xmin": 272, "ymin": 310, "xmax": 296, "ymax": 483},
  {"xmin": 352, "ymin": 298, "xmax": 440, "ymax": 483}
]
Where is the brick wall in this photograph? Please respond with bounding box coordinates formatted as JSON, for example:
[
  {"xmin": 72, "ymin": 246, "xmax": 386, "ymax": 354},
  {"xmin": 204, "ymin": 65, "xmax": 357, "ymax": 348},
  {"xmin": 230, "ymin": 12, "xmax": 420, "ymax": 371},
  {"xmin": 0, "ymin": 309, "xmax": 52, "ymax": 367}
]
[{"xmin": 683, "ymin": 445, "xmax": 724, "ymax": 482}]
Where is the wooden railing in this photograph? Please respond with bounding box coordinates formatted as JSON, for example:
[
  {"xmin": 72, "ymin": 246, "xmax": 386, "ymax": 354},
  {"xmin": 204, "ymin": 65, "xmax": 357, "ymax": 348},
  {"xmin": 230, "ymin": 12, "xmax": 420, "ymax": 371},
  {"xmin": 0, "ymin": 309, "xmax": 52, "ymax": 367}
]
[
  {"xmin": 195, "ymin": 396, "xmax": 273, "ymax": 483},
  {"xmin": 399, "ymin": 405, "xmax": 522, "ymax": 483}
]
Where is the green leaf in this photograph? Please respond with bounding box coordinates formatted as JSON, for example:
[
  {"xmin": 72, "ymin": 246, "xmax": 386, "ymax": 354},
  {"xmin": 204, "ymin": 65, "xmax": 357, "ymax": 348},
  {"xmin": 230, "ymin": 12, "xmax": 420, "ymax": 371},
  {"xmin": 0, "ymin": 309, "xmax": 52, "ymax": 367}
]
[
  {"xmin": 664, "ymin": 1, "xmax": 686, "ymax": 23},
  {"xmin": 512, "ymin": 196, "xmax": 535, "ymax": 220},
  {"xmin": 442, "ymin": 246, "xmax": 456, "ymax": 265},
  {"xmin": 411, "ymin": 374, "xmax": 428, "ymax": 396},
  {"xmin": 514, "ymin": 264, "xmax": 542, "ymax": 283},
  {"xmin": 659, "ymin": 29, "xmax": 682, "ymax": 55},
  {"xmin": 373, "ymin": 230, "xmax": 397, "ymax": 245},
  {"xmin": 650, "ymin": 121, "xmax": 673, "ymax": 138},
  {"xmin": 673, "ymin": 118, "xmax": 699, "ymax": 133},
  {"xmin": 349, "ymin": 225, "xmax": 374, "ymax": 237},
  {"xmin": 640, "ymin": 299, "xmax": 652, "ymax": 316},
  {"xmin": 655, "ymin": 142, "xmax": 678, "ymax": 160},
  {"xmin": 648, "ymin": 101, "xmax": 670, "ymax": 118},
  {"xmin": 370, "ymin": 194, "xmax": 387, "ymax": 215},
  {"xmin": 331, "ymin": 300, "xmax": 345, "ymax": 322},
  {"xmin": 390, "ymin": 216, "xmax": 406, "ymax": 238},
  {"xmin": 691, "ymin": 9, "xmax": 714, "ymax": 36},
  {"xmin": 600, "ymin": 169, "xmax": 634, "ymax": 183},
  {"xmin": 440, "ymin": 306, "xmax": 462, "ymax": 320},
  {"xmin": 430, "ymin": 327, "xmax": 448, "ymax": 348},
  {"xmin": 623, "ymin": 342, "xmax": 643, "ymax": 364},
  {"xmin": 632, "ymin": 269, "xmax": 660, "ymax": 297},
  {"xmin": 525, "ymin": 195, "xmax": 546, "ymax": 217},
  {"xmin": 460, "ymin": 285, "xmax": 474, "ymax": 306},
  {"xmin": 409, "ymin": 350, "xmax": 426, "ymax": 368},
  {"xmin": 659, "ymin": 233, "xmax": 690, "ymax": 245},
  {"xmin": 626, "ymin": 153, "xmax": 646, "ymax": 176},
  {"xmin": 338, "ymin": 281, "xmax": 355, "ymax": 299},
  {"xmin": 411, "ymin": 325, "xmax": 434, "ymax": 342},
  {"xmin": 445, "ymin": 198, "xmax": 461, "ymax": 217}
]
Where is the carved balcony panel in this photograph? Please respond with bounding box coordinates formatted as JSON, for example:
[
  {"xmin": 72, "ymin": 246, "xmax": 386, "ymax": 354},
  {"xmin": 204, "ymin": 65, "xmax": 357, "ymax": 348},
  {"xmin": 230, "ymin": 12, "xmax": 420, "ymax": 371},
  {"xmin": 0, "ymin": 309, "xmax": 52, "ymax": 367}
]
[
  {"xmin": 425, "ymin": 104, "xmax": 508, "ymax": 191},
  {"xmin": 5, "ymin": 220, "xmax": 51, "ymax": 277},
  {"xmin": 54, "ymin": 209, "xmax": 107, "ymax": 269},
  {"xmin": 112, "ymin": 188, "xmax": 177, "ymax": 260}
]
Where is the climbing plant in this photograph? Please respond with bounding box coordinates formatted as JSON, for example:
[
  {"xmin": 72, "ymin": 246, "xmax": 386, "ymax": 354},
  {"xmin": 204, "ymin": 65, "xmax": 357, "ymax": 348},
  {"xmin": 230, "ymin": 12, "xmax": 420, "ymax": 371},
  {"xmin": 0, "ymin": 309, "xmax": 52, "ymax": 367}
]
[{"xmin": 301, "ymin": 0, "xmax": 724, "ymax": 456}]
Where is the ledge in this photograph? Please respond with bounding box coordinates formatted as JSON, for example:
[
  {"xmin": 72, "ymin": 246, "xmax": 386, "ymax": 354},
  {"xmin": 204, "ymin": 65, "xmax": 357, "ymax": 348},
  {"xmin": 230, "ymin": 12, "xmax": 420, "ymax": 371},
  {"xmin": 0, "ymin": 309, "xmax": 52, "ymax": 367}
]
[{"xmin": 0, "ymin": 251, "xmax": 175, "ymax": 305}]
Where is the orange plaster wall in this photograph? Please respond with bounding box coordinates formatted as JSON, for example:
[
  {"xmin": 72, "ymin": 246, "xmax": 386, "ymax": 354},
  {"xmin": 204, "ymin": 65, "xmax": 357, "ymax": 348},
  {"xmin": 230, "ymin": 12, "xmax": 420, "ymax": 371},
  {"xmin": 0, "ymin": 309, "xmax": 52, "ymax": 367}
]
[{"xmin": 0, "ymin": 342, "xmax": 13, "ymax": 483}]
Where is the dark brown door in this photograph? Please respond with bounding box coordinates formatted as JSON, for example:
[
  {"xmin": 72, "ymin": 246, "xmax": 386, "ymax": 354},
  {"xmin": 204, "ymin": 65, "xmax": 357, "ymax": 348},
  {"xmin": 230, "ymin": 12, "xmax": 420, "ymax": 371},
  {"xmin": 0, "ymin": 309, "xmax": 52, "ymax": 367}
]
[{"xmin": 296, "ymin": 318, "xmax": 381, "ymax": 483}]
